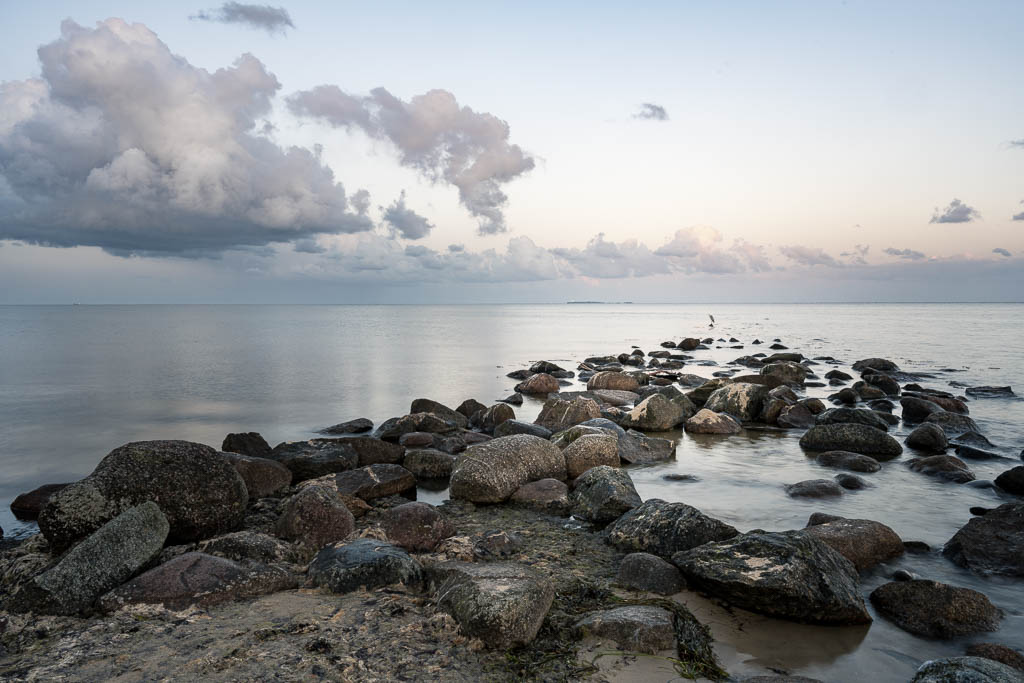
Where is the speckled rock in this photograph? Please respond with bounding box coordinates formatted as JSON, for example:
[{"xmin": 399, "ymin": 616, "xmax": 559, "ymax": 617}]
[
  {"xmin": 569, "ymin": 466, "xmax": 642, "ymax": 523},
  {"xmin": 402, "ymin": 449, "xmax": 456, "ymax": 479},
  {"xmin": 219, "ymin": 452, "xmax": 292, "ymax": 497},
  {"xmin": 575, "ymin": 605, "xmax": 676, "ymax": 654},
  {"xmin": 685, "ymin": 408, "xmax": 742, "ymax": 435},
  {"xmin": 912, "ymin": 657, "xmax": 1022, "ymax": 682},
  {"xmin": 704, "ymin": 383, "xmax": 769, "ymax": 422},
  {"xmin": 606, "ymin": 499, "xmax": 739, "ymax": 559},
  {"xmin": 908, "ymin": 455, "xmax": 975, "ymax": 483},
  {"xmin": 870, "ymin": 580, "xmax": 1001, "ymax": 638},
  {"xmin": 516, "ymin": 373, "xmax": 560, "ymax": 395},
  {"xmin": 587, "ymin": 371, "xmax": 641, "ymax": 393},
  {"xmin": 308, "ymin": 539, "xmax": 423, "ymax": 593},
  {"xmin": 815, "ymin": 407, "xmax": 892, "ymax": 432},
  {"xmin": 268, "ymin": 439, "xmax": 359, "ymax": 482},
  {"xmin": 534, "ymin": 396, "xmax": 603, "ymax": 432},
  {"xmin": 275, "ymin": 485, "xmax": 355, "ymax": 551},
  {"xmin": 481, "ymin": 403, "xmax": 516, "ymax": 433},
  {"xmin": 814, "ymin": 450, "xmax": 882, "ymax": 473},
  {"xmin": 906, "ymin": 423, "xmax": 949, "ymax": 453},
  {"xmin": 450, "ymin": 435, "xmax": 566, "ymax": 503},
  {"xmin": 563, "ymin": 434, "xmax": 620, "ymax": 478},
  {"xmin": 803, "ymin": 517, "xmax": 904, "ymax": 571},
  {"xmin": 943, "ymin": 503, "xmax": 1024, "ymax": 576},
  {"xmin": 925, "ymin": 411, "xmax": 981, "ymax": 435},
  {"xmin": 509, "ymin": 478, "xmax": 569, "ymax": 514},
  {"xmin": 760, "ymin": 361, "xmax": 808, "ymax": 387},
  {"xmin": 616, "ymin": 552, "xmax": 685, "ymax": 595},
  {"xmin": 381, "ymin": 502, "xmax": 455, "ymax": 552},
  {"xmin": 799, "ymin": 423, "xmax": 903, "ymax": 459},
  {"xmin": 331, "ymin": 464, "xmax": 417, "ymax": 501}
]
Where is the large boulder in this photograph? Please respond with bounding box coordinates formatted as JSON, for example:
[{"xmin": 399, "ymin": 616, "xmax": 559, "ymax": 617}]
[
  {"xmin": 515, "ymin": 373, "xmax": 560, "ymax": 395},
  {"xmin": 619, "ymin": 394, "xmax": 694, "ymax": 431},
  {"xmin": 569, "ymin": 466, "xmax": 642, "ymax": 523},
  {"xmin": 449, "ymin": 435, "xmax": 566, "ymax": 503},
  {"xmin": 815, "ymin": 407, "xmax": 891, "ymax": 432},
  {"xmin": 906, "ymin": 423, "xmax": 949, "ymax": 453},
  {"xmin": 381, "ymin": 502, "xmax": 455, "ymax": 552},
  {"xmin": 219, "ymin": 452, "xmax": 292, "ymax": 497},
  {"xmin": 39, "ymin": 440, "xmax": 248, "ymax": 552},
  {"xmin": 11, "ymin": 502, "xmax": 168, "ymax": 615},
  {"xmin": 534, "ymin": 397, "xmax": 602, "ymax": 432},
  {"xmin": 563, "ymin": 434, "xmax": 619, "ymax": 479},
  {"xmin": 814, "ymin": 451, "xmax": 882, "ymax": 473},
  {"xmin": 671, "ymin": 531, "xmax": 872, "ymax": 625},
  {"xmin": 804, "ymin": 517, "xmax": 904, "ymax": 571},
  {"xmin": 870, "ymin": 580, "xmax": 1002, "ymax": 638},
  {"xmin": 943, "ymin": 503, "xmax": 1024, "ymax": 576},
  {"xmin": 221, "ymin": 432, "xmax": 272, "ymax": 458},
  {"xmin": 995, "ymin": 466, "xmax": 1024, "ymax": 495},
  {"xmin": 685, "ymin": 408, "xmax": 741, "ymax": 434},
  {"xmin": 587, "ymin": 371, "xmax": 640, "ymax": 393},
  {"xmin": 799, "ymin": 424, "xmax": 903, "ymax": 459},
  {"xmin": 427, "ymin": 561, "xmax": 555, "ymax": 649},
  {"xmin": 704, "ymin": 383, "xmax": 769, "ymax": 422},
  {"xmin": 410, "ymin": 398, "xmax": 469, "ymax": 429},
  {"xmin": 606, "ymin": 499, "xmax": 739, "ymax": 559},
  {"xmin": 402, "ymin": 449, "xmax": 456, "ymax": 480},
  {"xmin": 268, "ymin": 439, "xmax": 359, "ymax": 482},
  {"xmin": 98, "ymin": 552, "xmax": 296, "ymax": 612},
  {"xmin": 275, "ymin": 485, "xmax": 354, "ymax": 552},
  {"xmin": 575, "ymin": 606, "xmax": 676, "ymax": 654},
  {"xmin": 308, "ymin": 539, "xmax": 423, "ymax": 593},
  {"xmin": 911, "ymin": 657, "xmax": 1022, "ymax": 683}
]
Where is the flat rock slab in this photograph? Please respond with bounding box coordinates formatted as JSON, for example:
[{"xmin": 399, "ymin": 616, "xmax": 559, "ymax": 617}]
[
  {"xmin": 307, "ymin": 539, "xmax": 423, "ymax": 593},
  {"xmin": 428, "ymin": 561, "xmax": 555, "ymax": 650},
  {"xmin": 869, "ymin": 579, "xmax": 1001, "ymax": 638},
  {"xmin": 575, "ymin": 605, "xmax": 676, "ymax": 654},
  {"xmin": 671, "ymin": 530, "xmax": 872, "ymax": 625},
  {"xmin": 606, "ymin": 499, "xmax": 739, "ymax": 559}
]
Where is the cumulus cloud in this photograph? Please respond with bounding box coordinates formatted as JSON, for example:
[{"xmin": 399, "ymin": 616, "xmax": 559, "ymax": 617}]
[
  {"xmin": 884, "ymin": 247, "xmax": 926, "ymax": 260},
  {"xmin": 0, "ymin": 19, "xmax": 371, "ymax": 256},
  {"xmin": 382, "ymin": 192, "xmax": 434, "ymax": 240},
  {"xmin": 634, "ymin": 103, "xmax": 669, "ymax": 121},
  {"xmin": 840, "ymin": 244, "xmax": 870, "ymax": 265},
  {"xmin": 288, "ymin": 86, "xmax": 534, "ymax": 235},
  {"xmin": 191, "ymin": 3, "xmax": 294, "ymax": 34},
  {"xmin": 993, "ymin": 247, "xmax": 1011, "ymax": 257},
  {"xmin": 654, "ymin": 227, "xmax": 746, "ymax": 274},
  {"xmin": 778, "ymin": 245, "xmax": 841, "ymax": 267},
  {"xmin": 930, "ymin": 198, "xmax": 980, "ymax": 224},
  {"xmin": 1013, "ymin": 201, "xmax": 1024, "ymax": 221},
  {"xmin": 553, "ymin": 233, "xmax": 671, "ymax": 278}
]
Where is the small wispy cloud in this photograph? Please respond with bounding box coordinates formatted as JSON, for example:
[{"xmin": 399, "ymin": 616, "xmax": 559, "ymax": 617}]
[
  {"xmin": 382, "ymin": 192, "xmax": 434, "ymax": 240},
  {"xmin": 1010, "ymin": 139, "xmax": 1024, "ymax": 148},
  {"xmin": 930, "ymin": 198, "xmax": 980, "ymax": 224},
  {"xmin": 191, "ymin": 3, "xmax": 294, "ymax": 34},
  {"xmin": 1013, "ymin": 201, "xmax": 1024, "ymax": 221},
  {"xmin": 884, "ymin": 247, "xmax": 926, "ymax": 260},
  {"xmin": 993, "ymin": 247, "xmax": 1012, "ymax": 257},
  {"xmin": 634, "ymin": 103, "xmax": 669, "ymax": 121},
  {"xmin": 778, "ymin": 245, "xmax": 841, "ymax": 267}
]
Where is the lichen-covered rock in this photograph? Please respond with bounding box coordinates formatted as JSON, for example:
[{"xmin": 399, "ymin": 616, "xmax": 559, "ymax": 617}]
[
  {"xmin": 799, "ymin": 424, "xmax": 903, "ymax": 459},
  {"xmin": 616, "ymin": 552, "xmax": 685, "ymax": 595},
  {"xmin": 381, "ymin": 502, "xmax": 455, "ymax": 552},
  {"xmin": 906, "ymin": 423, "xmax": 949, "ymax": 453},
  {"xmin": 704, "ymin": 383, "xmax": 769, "ymax": 422},
  {"xmin": 308, "ymin": 539, "xmax": 423, "ymax": 593},
  {"xmin": 221, "ymin": 432, "xmax": 273, "ymax": 458},
  {"xmin": 11, "ymin": 502, "xmax": 168, "ymax": 615},
  {"xmin": 268, "ymin": 438, "xmax": 359, "ymax": 482},
  {"xmin": 569, "ymin": 466, "xmax": 642, "ymax": 523},
  {"xmin": 428, "ymin": 561, "xmax": 555, "ymax": 649},
  {"xmin": 449, "ymin": 435, "xmax": 566, "ymax": 503},
  {"xmin": 814, "ymin": 450, "xmax": 882, "ymax": 473},
  {"xmin": 671, "ymin": 531, "xmax": 872, "ymax": 625},
  {"xmin": 509, "ymin": 479, "xmax": 569, "ymax": 514},
  {"xmin": 575, "ymin": 606, "xmax": 676, "ymax": 654},
  {"xmin": 943, "ymin": 503, "xmax": 1024, "ymax": 576},
  {"xmin": 619, "ymin": 394, "xmax": 695, "ymax": 431},
  {"xmin": 410, "ymin": 398, "xmax": 469, "ymax": 429},
  {"xmin": 685, "ymin": 408, "xmax": 741, "ymax": 434},
  {"xmin": 402, "ymin": 449, "xmax": 456, "ymax": 479},
  {"xmin": 803, "ymin": 517, "xmax": 904, "ymax": 571},
  {"xmin": 39, "ymin": 440, "xmax": 248, "ymax": 552},
  {"xmin": 870, "ymin": 580, "xmax": 1002, "ymax": 638},
  {"xmin": 606, "ymin": 499, "xmax": 739, "ymax": 559},
  {"xmin": 534, "ymin": 396, "xmax": 602, "ymax": 432},
  {"xmin": 275, "ymin": 485, "xmax": 354, "ymax": 552},
  {"xmin": 911, "ymin": 657, "xmax": 1022, "ymax": 682},
  {"xmin": 219, "ymin": 451, "xmax": 292, "ymax": 497},
  {"xmin": 563, "ymin": 434, "xmax": 619, "ymax": 478}
]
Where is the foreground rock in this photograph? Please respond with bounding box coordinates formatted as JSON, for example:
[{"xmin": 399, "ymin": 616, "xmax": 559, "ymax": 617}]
[
  {"xmin": 911, "ymin": 657, "xmax": 1023, "ymax": 683},
  {"xmin": 381, "ymin": 502, "xmax": 455, "ymax": 552},
  {"xmin": 606, "ymin": 499, "xmax": 739, "ymax": 558},
  {"xmin": 870, "ymin": 580, "xmax": 1002, "ymax": 638},
  {"xmin": 685, "ymin": 408, "xmax": 741, "ymax": 435},
  {"xmin": 569, "ymin": 466, "xmax": 642, "ymax": 523},
  {"xmin": 99, "ymin": 552, "xmax": 296, "ymax": 612},
  {"xmin": 804, "ymin": 517, "xmax": 904, "ymax": 571},
  {"xmin": 428, "ymin": 561, "xmax": 555, "ymax": 649},
  {"xmin": 11, "ymin": 502, "xmax": 168, "ymax": 615},
  {"xmin": 575, "ymin": 606, "xmax": 676, "ymax": 654},
  {"xmin": 308, "ymin": 539, "xmax": 423, "ymax": 593},
  {"xmin": 671, "ymin": 531, "xmax": 872, "ymax": 625},
  {"xmin": 799, "ymin": 424, "xmax": 902, "ymax": 459},
  {"xmin": 616, "ymin": 552, "xmax": 685, "ymax": 595},
  {"xmin": 943, "ymin": 503, "xmax": 1024, "ymax": 576},
  {"xmin": 449, "ymin": 435, "xmax": 565, "ymax": 503},
  {"xmin": 39, "ymin": 440, "xmax": 248, "ymax": 552},
  {"xmin": 703, "ymin": 383, "xmax": 769, "ymax": 422}
]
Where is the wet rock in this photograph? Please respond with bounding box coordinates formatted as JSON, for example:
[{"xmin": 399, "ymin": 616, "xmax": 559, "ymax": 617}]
[
  {"xmin": 381, "ymin": 502, "xmax": 455, "ymax": 552},
  {"xmin": 569, "ymin": 466, "xmax": 642, "ymax": 523},
  {"xmin": 616, "ymin": 552, "xmax": 685, "ymax": 595},
  {"xmin": 686, "ymin": 378, "xmax": 734, "ymax": 407},
  {"xmin": 801, "ymin": 397, "xmax": 827, "ymax": 414},
  {"xmin": 332, "ymin": 464, "xmax": 416, "ymax": 501},
  {"xmin": 620, "ymin": 393, "xmax": 694, "ymax": 431},
  {"xmin": 956, "ymin": 444, "xmax": 1003, "ymax": 460},
  {"xmin": 907, "ymin": 393, "xmax": 970, "ymax": 414},
  {"xmin": 307, "ymin": 539, "xmax": 423, "ymax": 593},
  {"xmin": 834, "ymin": 387, "xmax": 859, "ymax": 405},
  {"xmin": 509, "ymin": 479, "xmax": 569, "ymax": 514},
  {"xmin": 678, "ymin": 338, "xmax": 700, "ymax": 351},
  {"xmin": 449, "ymin": 435, "xmax": 566, "ymax": 503},
  {"xmin": 99, "ymin": 552, "xmax": 297, "ymax": 612},
  {"xmin": 995, "ymin": 466, "xmax": 1024, "ymax": 494},
  {"xmin": 10, "ymin": 483, "xmax": 70, "ymax": 520},
  {"xmin": 911, "ymin": 657, "xmax": 1022, "ymax": 682},
  {"xmin": 399, "ymin": 431, "xmax": 435, "ymax": 448},
  {"xmin": 563, "ymin": 434, "xmax": 620, "ymax": 479},
  {"xmin": 515, "ymin": 373, "xmax": 560, "ymax": 395},
  {"xmin": 196, "ymin": 530, "xmax": 300, "ymax": 565},
  {"xmin": 672, "ymin": 531, "xmax": 872, "ymax": 625},
  {"xmin": 221, "ymin": 432, "xmax": 273, "ymax": 458},
  {"xmin": 219, "ymin": 452, "xmax": 292, "ymax": 498},
  {"xmin": 786, "ymin": 479, "xmax": 844, "ymax": 498},
  {"xmin": 685, "ymin": 408, "xmax": 741, "ymax": 435},
  {"xmin": 964, "ymin": 644, "xmax": 1024, "ymax": 672},
  {"xmin": 870, "ymin": 580, "xmax": 1001, "ymax": 638},
  {"xmin": 904, "ymin": 541, "xmax": 931, "ymax": 554},
  {"xmin": 852, "ymin": 358, "xmax": 900, "ymax": 373},
  {"xmin": 402, "ymin": 448, "xmax": 456, "ymax": 480},
  {"xmin": 457, "ymin": 398, "xmax": 487, "ymax": 419},
  {"xmin": 944, "ymin": 503, "xmax": 1024, "ymax": 576},
  {"xmin": 760, "ymin": 361, "xmax": 808, "ymax": 387},
  {"xmin": 534, "ymin": 396, "xmax": 602, "ymax": 432},
  {"xmin": 815, "ymin": 407, "xmax": 891, "ymax": 432},
  {"xmin": 481, "ymin": 403, "xmax": 516, "ymax": 433},
  {"xmin": 925, "ymin": 411, "xmax": 981, "ymax": 435},
  {"xmin": 497, "ymin": 393, "xmax": 523, "ymax": 406},
  {"xmin": 908, "ymin": 455, "xmax": 975, "ymax": 483},
  {"xmin": 799, "ymin": 424, "xmax": 903, "ymax": 459},
  {"xmin": 900, "ymin": 396, "xmax": 944, "ymax": 423},
  {"xmin": 11, "ymin": 502, "xmax": 168, "ymax": 615},
  {"xmin": 803, "ymin": 517, "xmax": 903, "ymax": 571},
  {"xmin": 376, "ymin": 413, "xmax": 459, "ymax": 441},
  {"xmin": 493, "ymin": 420, "xmax": 552, "ymax": 439},
  {"xmin": 575, "ymin": 606, "xmax": 676, "ymax": 654},
  {"xmin": 268, "ymin": 439, "xmax": 359, "ymax": 482},
  {"xmin": 410, "ymin": 398, "xmax": 469, "ymax": 429},
  {"xmin": 428, "ymin": 561, "xmax": 555, "ymax": 649},
  {"xmin": 906, "ymin": 423, "xmax": 949, "ymax": 454},
  {"xmin": 862, "ymin": 373, "xmax": 901, "ymax": 396},
  {"xmin": 815, "ymin": 450, "xmax": 882, "ymax": 473},
  {"xmin": 587, "ymin": 371, "xmax": 640, "ymax": 393},
  {"xmin": 275, "ymin": 485, "xmax": 354, "ymax": 552},
  {"xmin": 777, "ymin": 403, "xmax": 816, "ymax": 429},
  {"xmin": 607, "ymin": 499, "xmax": 739, "ymax": 559},
  {"xmin": 825, "ymin": 369, "xmax": 853, "ymax": 381},
  {"xmin": 343, "ymin": 437, "xmax": 406, "ymax": 466},
  {"xmin": 955, "ymin": 431, "xmax": 997, "ymax": 449},
  {"xmin": 704, "ymin": 383, "xmax": 769, "ymax": 422},
  {"xmin": 965, "ymin": 386, "xmax": 1015, "ymax": 398},
  {"xmin": 834, "ymin": 473, "xmax": 869, "ymax": 490},
  {"xmin": 530, "ymin": 360, "xmax": 566, "ymax": 375},
  {"xmin": 317, "ymin": 418, "xmax": 373, "ymax": 435},
  {"xmin": 39, "ymin": 440, "xmax": 248, "ymax": 552}
]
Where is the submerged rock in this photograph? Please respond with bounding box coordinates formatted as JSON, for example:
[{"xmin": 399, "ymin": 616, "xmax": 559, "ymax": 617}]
[
  {"xmin": 943, "ymin": 503, "xmax": 1024, "ymax": 576},
  {"xmin": 606, "ymin": 499, "xmax": 739, "ymax": 559},
  {"xmin": 785, "ymin": 479, "xmax": 844, "ymax": 498},
  {"xmin": 908, "ymin": 455, "xmax": 975, "ymax": 483},
  {"xmin": 803, "ymin": 517, "xmax": 903, "ymax": 571},
  {"xmin": 569, "ymin": 465, "xmax": 642, "ymax": 523},
  {"xmin": 799, "ymin": 424, "xmax": 903, "ymax": 459},
  {"xmin": 965, "ymin": 386, "xmax": 1015, "ymax": 398},
  {"xmin": 449, "ymin": 435, "xmax": 566, "ymax": 503},
  {"xmin": 814, "ymin": 450, "xmax": 882, "ymax": 473},
  {"xmin": 575, "ymin": 605, "xmax": 676, "ymax": 654},
  {"xmin": 870, "ymin": 580, "xmax": 1001, "ymax": 638}
]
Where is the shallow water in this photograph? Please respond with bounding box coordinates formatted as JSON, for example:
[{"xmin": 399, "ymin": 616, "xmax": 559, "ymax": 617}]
[{"xmin": 1, "ymin": 303, "xmax": 1022, "ymax": 679}]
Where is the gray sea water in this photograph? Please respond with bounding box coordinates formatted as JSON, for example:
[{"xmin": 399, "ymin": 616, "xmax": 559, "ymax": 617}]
[{"xmin": 1, "ymin": 303, "xmax": 1021, "ymax": 679}]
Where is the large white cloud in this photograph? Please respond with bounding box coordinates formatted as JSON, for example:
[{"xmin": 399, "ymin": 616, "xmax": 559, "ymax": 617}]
[{"xmin": 0, "ymin": 18, "xmax": 371, "ymax": 255}]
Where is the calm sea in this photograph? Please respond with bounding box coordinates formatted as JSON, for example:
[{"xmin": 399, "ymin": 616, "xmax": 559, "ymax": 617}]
[{"xmin": 1, "ymin": 303, "xmax": 1021, "ymax": 679}]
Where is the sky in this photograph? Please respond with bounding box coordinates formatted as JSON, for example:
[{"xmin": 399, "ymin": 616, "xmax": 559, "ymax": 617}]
[{"xmin": 0, "ymin": 0, "xmax": 1022, "ymax": 303}]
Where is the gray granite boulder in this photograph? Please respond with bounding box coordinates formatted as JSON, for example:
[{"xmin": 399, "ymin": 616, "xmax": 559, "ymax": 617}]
[
  {"xmin": 870, "ymin": 580, "xmax": 1002, "ymax": 638},
  {"xmin": 799, "ymin": 424, "xmax": 902, "ymax": 459},
  {"xmin": 607, "ymin": 499, "xmax": 739, "ymax": 559},
  {"xmin": 307, "ymin": 539, "xmax": 423, "ymax": 593},
  {"xmin": 575, "ymin": 606, "xmax": 676, "ymax": 654},
  {"xmin": 569, "ymin": 466, "xmax": 642, "ymax": 523},
  {"xmin": 450, "ymin": 435, "xmax": 565, "ymax": 503}
]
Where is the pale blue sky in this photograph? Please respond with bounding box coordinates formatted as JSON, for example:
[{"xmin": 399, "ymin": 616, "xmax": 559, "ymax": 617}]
[{"xmin": 0, "ymin": 1, "xmax": 1022, "ymax": 302}]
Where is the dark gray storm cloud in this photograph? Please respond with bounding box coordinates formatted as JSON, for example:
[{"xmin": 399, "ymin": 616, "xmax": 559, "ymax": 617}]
[
  {"xmin": 0, "ymin": 19, "xmax": 371, "ymax": 256},
  {"xmin": 930, "ymin": 198, "xmax": 980, "ymax": 224},
  {"xmin": 885, "ymin": 247, "xmax": 926, "ymax": 260},
  {"xmin": 192, "ymin": 3, "xmax": 294, "ymax": 34},
  {"xmin": 634, "ymin": 103, "xmax": 669, "ymax": 121},
  {"xmin": 382, "ymin": 192, "xmax": 434, "ymax": 240},
  {"xmin": 778, "ymin": 245, "xmax": 840, "ymax": 267},
  {"xmin": 993, "ymin": 247, "xmax": 1011, "ymax": 257},
  {"xmin": 287, "ymin": 86, "xmax": 534, "ymax": 235}
]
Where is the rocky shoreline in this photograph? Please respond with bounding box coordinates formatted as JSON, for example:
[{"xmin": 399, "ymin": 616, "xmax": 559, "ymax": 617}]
[{"xmin": 1, "ymin": 336, "xmax": 1022, "ymax": 682}]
